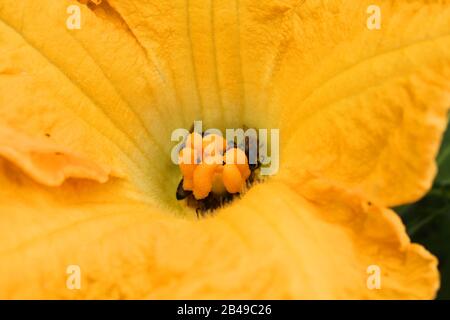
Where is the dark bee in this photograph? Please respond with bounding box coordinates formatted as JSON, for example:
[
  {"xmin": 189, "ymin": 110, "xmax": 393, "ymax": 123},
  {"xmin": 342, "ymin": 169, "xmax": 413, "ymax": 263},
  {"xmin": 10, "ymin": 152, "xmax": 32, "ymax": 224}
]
[
  {"xmin": 187, "ymin": 192, "xmax": 235, "ymax": 217},
  {"xmin": 176, "ymin": 125, "xmax": 262, "ymax": 217}
]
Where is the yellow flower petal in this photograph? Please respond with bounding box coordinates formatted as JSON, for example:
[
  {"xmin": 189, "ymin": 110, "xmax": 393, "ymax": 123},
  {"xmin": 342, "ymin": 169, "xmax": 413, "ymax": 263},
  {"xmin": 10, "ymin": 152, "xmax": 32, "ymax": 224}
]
[
  {"xmin": 0, "ymin": 0, "xmax": 447, "ymax": 299},
  {"xmin": 0, "ymin": 0, "xmax": 180, "ymax": 201},
  {"xmin": 0, "ymin": 169, "xmax": 438, "ymax": 298},
  {"xmin": 270, "ymin": 1, "xmax": 450, "ymax": 206},
  {"xmin": 103, "ymin": 0, "xmax": 450, "ymax": 206},
  {"xmin": 0, "ymin": 125, "xmax": 116, "ymax": 186}
]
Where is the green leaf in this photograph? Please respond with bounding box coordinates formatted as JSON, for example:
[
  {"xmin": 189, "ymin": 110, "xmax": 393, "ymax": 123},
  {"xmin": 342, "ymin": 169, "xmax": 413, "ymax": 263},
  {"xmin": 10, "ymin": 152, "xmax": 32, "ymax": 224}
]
[{"xmin": 436, "ymin": 117, "xmax": 450, "ymax": 185}]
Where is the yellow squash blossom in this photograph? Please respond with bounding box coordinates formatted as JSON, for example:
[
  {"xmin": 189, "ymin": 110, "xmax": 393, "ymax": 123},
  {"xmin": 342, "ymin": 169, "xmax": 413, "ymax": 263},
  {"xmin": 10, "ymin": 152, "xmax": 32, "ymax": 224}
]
[{"xmin": 0, "ymin": 0, "xmax": 449, "ymax": 299}]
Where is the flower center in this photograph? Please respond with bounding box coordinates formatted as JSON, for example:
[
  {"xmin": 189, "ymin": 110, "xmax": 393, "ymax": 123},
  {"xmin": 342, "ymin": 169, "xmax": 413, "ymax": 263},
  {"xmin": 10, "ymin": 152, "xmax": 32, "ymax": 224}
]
[{"xmin": 176, "ymin": 126, "xmax": 262, "ymax": 216}]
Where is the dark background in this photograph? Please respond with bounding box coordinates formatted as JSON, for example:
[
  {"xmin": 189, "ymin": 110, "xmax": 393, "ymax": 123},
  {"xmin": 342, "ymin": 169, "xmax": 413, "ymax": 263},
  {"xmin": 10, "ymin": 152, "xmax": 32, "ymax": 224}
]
[{"xmin": 396, "ymin": 117, "xmax": 450, "ymax": 299}]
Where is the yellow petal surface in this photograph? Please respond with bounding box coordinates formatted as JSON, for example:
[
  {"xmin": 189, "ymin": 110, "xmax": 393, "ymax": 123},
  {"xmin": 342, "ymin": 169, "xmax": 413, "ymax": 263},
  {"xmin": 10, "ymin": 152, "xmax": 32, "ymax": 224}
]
[
  {"xmin": 102, "ymin": 0, "xmax": 450, "ymax": 206},
  {"xmin": 0, "ymin": 0, "xmax": 448, "ymax": 299},
  {"xmin": 0, "ymin": 125, "xmax": 115, "ymax": 186},
  {"xmin": 0, "ymin": 165, "xmax": 438, "ymax": 298},
  {"xmin": 0, "ymin": 0, "xmax": 180, "ymax": 203},
  {"xmin": 271, "ymin": 0, "xmax": 450, "ymax": 206}
]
